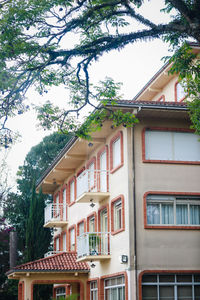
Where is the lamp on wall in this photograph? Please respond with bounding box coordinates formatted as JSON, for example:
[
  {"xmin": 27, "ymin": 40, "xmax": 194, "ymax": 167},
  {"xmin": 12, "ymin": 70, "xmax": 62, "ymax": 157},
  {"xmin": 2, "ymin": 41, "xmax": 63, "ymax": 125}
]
[
  {"xmin": 90, "ymin": 261, "xmax": 96, "ymax": 268},
  {"xmin": 90, "ymin": 199, "xmax": 95, "ymax": 208},
  {"xmin": 88, "ymin": 142, "xmax": 93, "ymax": 147}
]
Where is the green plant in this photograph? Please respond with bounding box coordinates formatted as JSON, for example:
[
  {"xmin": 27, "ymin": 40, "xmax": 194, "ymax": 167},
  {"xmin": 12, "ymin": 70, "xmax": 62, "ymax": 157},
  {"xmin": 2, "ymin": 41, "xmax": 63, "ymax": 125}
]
[{"xmin": 89, "ymin": 233, "xmax": 100, "ymax": 255}]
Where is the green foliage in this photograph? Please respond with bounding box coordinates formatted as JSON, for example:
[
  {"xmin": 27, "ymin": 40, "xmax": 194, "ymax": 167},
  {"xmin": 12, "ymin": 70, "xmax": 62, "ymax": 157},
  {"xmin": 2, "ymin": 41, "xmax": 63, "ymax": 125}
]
[
  {"xmin": 167, "ymin": 43, "xmax": 200, "ymax": 135},
  {"xmin": 0, "ymin": 0, "xmax": 199, "ymax": 142},
  {"xmin": 52, "ymin": 294, "xmax": 79, "ymax": 300}
]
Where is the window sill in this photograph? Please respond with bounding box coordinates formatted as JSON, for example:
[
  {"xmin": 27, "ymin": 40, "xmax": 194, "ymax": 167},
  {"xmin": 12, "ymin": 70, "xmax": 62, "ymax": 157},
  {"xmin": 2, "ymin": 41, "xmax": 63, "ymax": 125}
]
[
  {"xmin": 143, "ymin": 159, "xmax": 200, "ymax": 165},
  {"xmin": 145, "ymin": 225, "xmax": 200, "ymax": 230},
  {"xmin": 110, "ymin": 163, "xmax": 124, "ymax": 174},
  {"xmin": 111, "ymin": 228, "xmax": 125, "ymax": 235}
]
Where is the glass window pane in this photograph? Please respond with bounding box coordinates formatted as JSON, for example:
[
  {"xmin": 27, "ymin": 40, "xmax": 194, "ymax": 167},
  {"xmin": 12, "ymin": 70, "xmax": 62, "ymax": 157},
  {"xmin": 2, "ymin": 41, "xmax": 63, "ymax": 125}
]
[
  {"xmin": 190, "ymin": 205, "xmax": 200, "ymax": 225},
  {"xmin": 177, "ymin": 275, "xmax": 192, "ymax": 282},
  {"xmin": 194, "ymin": 275, "xmax": 200, "ymax": 282},
  {"xmin": 111, "ymin": 288, "xmax": 117, "ymax": 300},
  {"xmin": 142, "ymin": 286, "xmax": 157, "ymax": 300},
  {"xmin": 177, "ymin": 286, "xmax": 192, "ymax": 300},
  {"xmin": 147, "ymin": 204, "xmax": 160, "ymax": 224},
  {"xmin": 176, "ymin": 204, "xmax": 188, "ymax": 225},
  {"xmin": 160, "ymin": 286, "xmax": 174, "ymax": 300},
  {"xmin": 142, "ymin": 275, "xmax": 157, "ymax": 283},
  {"xmin": 159, "ymin": 275, "xmax": 175, "ymax": 282},
  {"xmin": 194, "ymin": 286, "xmax": 200, "ymax": 300},
  {"xmin": 161, "ymin": 204, "xmax": 174, "ymax": 224},
  {"xmin": 113, "ymin": 137, "xmax": 121, "ymax": 168}
]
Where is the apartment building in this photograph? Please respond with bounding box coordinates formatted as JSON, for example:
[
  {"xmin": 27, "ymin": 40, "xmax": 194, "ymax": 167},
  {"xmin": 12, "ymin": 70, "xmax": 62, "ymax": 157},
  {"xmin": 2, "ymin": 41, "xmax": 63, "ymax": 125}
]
[{"xmin": 7, "ymin": 45, "xmax": 200, "ymax": 300}]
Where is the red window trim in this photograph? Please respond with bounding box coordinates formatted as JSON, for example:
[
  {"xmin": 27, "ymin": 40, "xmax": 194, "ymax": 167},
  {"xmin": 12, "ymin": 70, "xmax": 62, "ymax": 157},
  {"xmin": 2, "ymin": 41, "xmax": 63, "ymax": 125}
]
[
  {"xmin": 77, "ymin": 218, "xmax": 86, "ymax": 236},
  {"xmin": 68, "ymin": 225, "xmax": 76, "ymax": 252},
  {"xmin": 139, "ymin": 270, "xmax": 200, "ymax": 300},
  {"xmin": 110, "ymin": 131, "xmax": 124, "ymax": 174},
  {"xmin": 100, "ymin": 271, "xmax": 128, "ymax": 300},
  {"xmin": 144, "ymin": 191, "xmax": 200, "ymax": 230},
  {"xmin": 111, "ymin": 195, "xmax": 125, "ymax": 235},
  {"xmin": 68, "ymin": 176, "xmax": 76, "ymax": 206},
  {"xmin": 87, "ymin": 212, "xmax": 97, "ymax": 232},
  {"xmin": 98, "ymin": 204, "xmax": 110, "ymax": 232},
  {"xmin": 53, "ymin": 285, "xmax": 69, "ymax": 299},
  {"xmin": 86, "ymin": 278, "xmax": 100, "ymax": 300},
  {"xmin": 18, "ymin": 281, "xmax": 25, "ymax": 300},
  {"xmin": 157, "ymin": 95, "xmax": 165, "ymax": 102},
  {"xmin": 175, "ymin": 81, "xmax": 187, "ymax": 102},
  {"xmin": 142, "ymin": 126, "xmax": 200, "ymax": 165},
  {"xmin": 97, "ymin": 145, "xmax": 109, "ymax": 192}
]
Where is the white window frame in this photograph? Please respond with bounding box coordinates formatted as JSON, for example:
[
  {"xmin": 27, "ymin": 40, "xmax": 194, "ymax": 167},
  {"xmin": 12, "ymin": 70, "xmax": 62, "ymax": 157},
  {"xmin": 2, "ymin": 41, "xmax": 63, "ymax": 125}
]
[
  {"xmin": 70, "ymin": 180, "xmax": 75, "ymax": 203},
  {"xmin": 113, "ymin": 137, "xmax": 121, "ymax": 169},
  {"xmin": 89, "ymin": 216, "xmax": 95, "ymax": 233},
  {"xmin": 70, "ymin": 227, "xmax": 75, "ymax": 251},
  {"xmin": 104, "ymin": 276, "xmax": 125, "ymax": 300},
  {"xmin": 63, "ymin": 232, "xmax": 66, "ymax": 252},
  {"xmin": 90, "ymin": 281, "xmax": 98, "ymax": 300},
  {"xmin": 176, "ymin": 82, "xmax": 187, "ymax": 102},
  {"xmin": 56, "ymin": 287, "xmax": 66, "ymax": 299},
  {"xmin": 62, "ymin": 188, "xmax": 66, "ymax": 204},
  {"xmin": 114, "ymin": 200, "xmax": 122, "ymax": 231},
  {"xmin": 142, "ymin": 273, "xmax": 200, "ymax": 300},
  {"xmin": 78, "ymin": 221, "xmax": 84, "ymax": 236},
  {"xmin": 145, "ymin": 129, "xmax": 200, "ymax": 162},
  {"xmin": 146, "ymin": 195, "xmax": 200, "ymax": 226},
  {"xmin": 55, "ymin": 237, "xmax": 60, "ymax": 251}
]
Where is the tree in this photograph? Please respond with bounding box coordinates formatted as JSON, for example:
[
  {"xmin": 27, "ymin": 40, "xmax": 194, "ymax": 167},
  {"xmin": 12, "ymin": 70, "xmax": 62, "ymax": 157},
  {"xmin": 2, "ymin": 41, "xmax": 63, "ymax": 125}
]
[
  {"xmin": 0, "ymin": 0, "xmax": 199, "ymax": 145},
  {"xmin": 4, "ymin": 132, "xmax": 71, "ymax": 255}
]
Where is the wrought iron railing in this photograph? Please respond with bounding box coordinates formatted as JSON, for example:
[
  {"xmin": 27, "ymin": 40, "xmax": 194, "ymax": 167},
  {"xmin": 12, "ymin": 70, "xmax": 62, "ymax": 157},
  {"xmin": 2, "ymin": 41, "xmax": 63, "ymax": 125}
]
[
  {"xmin": 77, "ymin": 232, "xmax": 110, "ymax": 258},
  {"xmin": 76, "ymin": 169, "xmax": 109, "ymax": 199}
]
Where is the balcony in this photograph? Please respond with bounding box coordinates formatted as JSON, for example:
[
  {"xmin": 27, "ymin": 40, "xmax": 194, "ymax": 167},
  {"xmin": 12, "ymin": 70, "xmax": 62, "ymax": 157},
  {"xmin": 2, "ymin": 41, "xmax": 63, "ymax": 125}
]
[
  {"xmin": 76, "ymin": 170, "xmax": 110, "ymax": 203},
  {"xmin": 77, "ymin": 232, "xmax": 111, "ymax": 262},
  {"xmin": 44, "ymin": 203, "xmax": 68, "ymax": 228}
]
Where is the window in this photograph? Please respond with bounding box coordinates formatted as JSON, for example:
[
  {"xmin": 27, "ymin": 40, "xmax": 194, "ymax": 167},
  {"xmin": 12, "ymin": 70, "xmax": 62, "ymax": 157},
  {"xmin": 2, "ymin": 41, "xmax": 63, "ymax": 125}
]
[
  {"xmin": 104, "ymin": 276, "xmax": 125, "ymax": 300},
  {"xmin": 142, "ymin": 273, "xmax": 200, "ymax": 300},
  {"xmin": 110, "ymin": 131, "xmax": 123, "ymax": 172},
  {"xmin": 55, "ymin": 237, "xmax": 60, "ymax": 251},
  {"xmin": 90, "ymin": 281, "xmax": 98, "ymax": 300},
  {"xmin": 56, "ymin": 287, "xmax": 66, "ymax": 299},
  {"xmin": 55, "ymin": 194, "xmax": 59, "ymax": 215},
  {"xmin": 78, "ymin": 221, "xmax": 85, "ymax": 236},
  {"xmin": 63, "ymin": 188, "xmax": 66, "ymax": 204},
  {"xmin": 77, "ymin": 168, "xmax": 86, "ymax": 198},
  {"xmin": 157, "ymin": 95, "xmax": 165, "ymax": 102},
  {"xmin": 69, "ymin": 227, "xmax": 75, "ymax": 251},
  {"xmin": 175, "ymin": 82, "xmax": 187, "ymax": 102},
  {"xmin": 88, "ymin": 161, "xmax": 95, "ymax": 191},
  {"xmin": 144, "ymin": 128, "xmax": 200, "ymax": 163},
  {"xmin": 111, "ymin": 196, "xmax": 125, "ymax": 234},
  {"xmin": 69, "ymin": 179, "xmax": 75, "ymax": 203},
  {"xmin": 146, "ymin": 194, "xmax": 200, "ymax": 228},
  {"xmin": 89, "ymin": 216, "xmax": 95, "ymax": 233},
  {"xmin": 62, "ymin": 232, "xmax": 66, "ymax": 252}
]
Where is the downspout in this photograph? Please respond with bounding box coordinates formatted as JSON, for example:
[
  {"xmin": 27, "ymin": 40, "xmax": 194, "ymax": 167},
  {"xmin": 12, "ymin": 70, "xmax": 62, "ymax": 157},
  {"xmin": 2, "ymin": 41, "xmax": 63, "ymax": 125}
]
[{"xmin": 132, "ymin": 125, "xmax": 138, "ymax": 300}]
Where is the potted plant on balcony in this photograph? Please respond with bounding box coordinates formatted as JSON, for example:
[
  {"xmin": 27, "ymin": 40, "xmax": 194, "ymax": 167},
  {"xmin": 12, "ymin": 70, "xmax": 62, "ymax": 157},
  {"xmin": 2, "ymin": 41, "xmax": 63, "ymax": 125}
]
[{"xmin": 89, "ymin": 233, "xmax": 100, "ymax": 255}]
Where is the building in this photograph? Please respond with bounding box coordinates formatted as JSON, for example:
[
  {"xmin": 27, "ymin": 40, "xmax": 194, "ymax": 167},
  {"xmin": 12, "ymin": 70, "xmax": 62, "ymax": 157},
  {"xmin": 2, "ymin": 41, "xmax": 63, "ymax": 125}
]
[{"xmin": 7, "ymin": 45, "xmax": 200, "ymax": 300}]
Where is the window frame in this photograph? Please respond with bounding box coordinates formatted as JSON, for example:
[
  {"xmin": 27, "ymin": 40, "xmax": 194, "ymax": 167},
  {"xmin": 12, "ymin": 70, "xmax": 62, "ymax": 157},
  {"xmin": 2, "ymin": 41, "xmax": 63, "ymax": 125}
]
[
  {"xmin": 68, "ymin": 225, "xmax": 76, "ymax": 252},
  {"xmin": 111, "ymin": 195, "xmax": 125, "ymax": 235},
  {"xmin": 68, "ymin": 176, "xmax": 76, "ymax": 206},
  {"xmin": 140, "ymin": 272, "xmax": 200, "ymax": 300},
  {"xmin": 90, "ymin": 280, "xmax": 98, "ymax": 300},
  {"xmin": 110, "ymin": 131, "xmax": 124, "ymax": 173},
  {"xmin": 142, "ymin": 127, "xmax": 200, "ymax": 165},
  {"xmin": 87, "ymin": 212, "xmax": 97, "ymax": 233},
  {"xmin": 77, "ymin": 219, "xmax": 86, "ymax": 236},
  {"xmin": 144, "ymin": 192, "xmax": 200, "ymax": 229},
  {"xmin": 157, "ymin": 95, "xmax": 165, "ymax": 102},
  {"xmin": 175, "ymin": 81, "xmax": 187, "ymax": 102}
]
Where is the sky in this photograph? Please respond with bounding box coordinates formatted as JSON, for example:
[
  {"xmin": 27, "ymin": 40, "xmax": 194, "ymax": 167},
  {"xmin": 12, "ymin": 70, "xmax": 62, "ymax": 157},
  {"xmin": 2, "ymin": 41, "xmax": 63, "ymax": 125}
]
[{"xmin": 2, "ymin": 1, "xmax": 173, "ymax": 188}]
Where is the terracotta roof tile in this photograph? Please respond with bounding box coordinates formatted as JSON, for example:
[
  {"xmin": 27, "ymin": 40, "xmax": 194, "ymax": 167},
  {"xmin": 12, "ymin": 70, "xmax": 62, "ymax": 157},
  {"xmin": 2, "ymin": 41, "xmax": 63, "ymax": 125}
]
[
  {"xmin": 12, "ymin": 252, "xmax": 89, "ymax": 272},
  {"xmin": 115, "ymin": 100, "xmax": 188, "ymax": 107}
]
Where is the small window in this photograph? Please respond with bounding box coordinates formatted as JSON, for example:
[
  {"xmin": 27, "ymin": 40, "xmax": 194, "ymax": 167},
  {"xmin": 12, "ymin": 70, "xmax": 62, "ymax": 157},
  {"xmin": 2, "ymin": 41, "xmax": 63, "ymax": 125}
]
[
  {"xmin": 78, "ymin": 221, "xmax": 85, "ymax": 236},
  {"xmin": 90, "ymin": 281, "xmax": 98, "ymax": 300},
  {"xmin": 56, "ymin": 287, "xmax": 66, "ymax": 299},
  {"xmin": 146, "ymin": 194, "xmax": 200, "ymax": 227},
  {"xmin": 88, "ymin": 161, "xmax": 95, "ymax": 190},
  {"xmin": 69, "ymin": 179, "xmax": 75, "ymax": 203},
  {"xmin": 55, "ymin": 237, "xmax": 60, "ymax": 251},
  {"xmin": 111, "ymin": 196, "xmax": 125, "ymax": 234},
  {"xmin": 62, "ymin": 232, "xmax": 66, "ymax": 252},
  {"xmin": 62, "ymin": 188, "xmax": 66, "ymax": 204},
  {"xmin": 144, "ymin": 128, "xmax": 200, "ymax": 163},
  {"xmin": 89, "ymin": 216, "xmax": 95, "ymax": 233},
  {"xmin": 69, "ymin": 227, "xmax": 75, "ymax": 251},
  {"xmin": 175, "ymin": 82, "xmax": 187, "ymax": 102},
  {"xmin": 110, "ymin": 132, "xmax": 123, "ymax": 172}
]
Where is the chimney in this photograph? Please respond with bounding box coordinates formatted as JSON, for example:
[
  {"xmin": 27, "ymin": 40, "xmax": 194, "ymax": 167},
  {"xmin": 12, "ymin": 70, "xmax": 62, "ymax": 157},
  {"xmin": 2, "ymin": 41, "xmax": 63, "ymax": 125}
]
[{"xmin": 9, "ymin": 231, "xmax": 17, "ymax": 269}]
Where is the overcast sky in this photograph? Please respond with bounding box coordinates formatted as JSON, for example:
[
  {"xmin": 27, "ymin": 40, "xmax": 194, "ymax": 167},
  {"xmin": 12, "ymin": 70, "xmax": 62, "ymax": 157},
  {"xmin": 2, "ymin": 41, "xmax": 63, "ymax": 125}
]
[{"xmin": 2, "ymin": 1, "xmax": 173, "ymax": 188}]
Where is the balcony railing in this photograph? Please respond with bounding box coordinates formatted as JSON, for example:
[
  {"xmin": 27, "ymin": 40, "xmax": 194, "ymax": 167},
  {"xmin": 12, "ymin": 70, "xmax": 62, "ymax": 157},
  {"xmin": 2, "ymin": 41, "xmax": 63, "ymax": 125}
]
[
  {"xmin": 44, "ymin": 203, "xmax": 68, "ymax": 228},
  {"xmin": 76, "ymin": 170, "xmax": 110, "ymax": 203},
  {"xmin": 77, "ymin": 232, "xmax": 111, "ymax": 262}
]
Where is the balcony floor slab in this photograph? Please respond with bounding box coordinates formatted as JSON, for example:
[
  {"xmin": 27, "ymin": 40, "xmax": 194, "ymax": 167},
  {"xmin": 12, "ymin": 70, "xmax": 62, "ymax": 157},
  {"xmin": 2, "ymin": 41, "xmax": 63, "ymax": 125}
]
[
  {"xmin": 76, "ymin": 192, "xmax": 110, "ymax": 203},
  {"xmin": 76, "ymin": 255, "xmax": 111, "ymax": 262}
]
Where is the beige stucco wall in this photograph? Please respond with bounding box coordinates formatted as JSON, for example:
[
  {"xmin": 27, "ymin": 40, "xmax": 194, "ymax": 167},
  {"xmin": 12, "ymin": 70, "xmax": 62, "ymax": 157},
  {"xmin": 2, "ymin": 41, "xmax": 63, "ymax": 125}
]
[{"xmin": 133, "ymin": 117, "xmax": 200, "ymax": 273}]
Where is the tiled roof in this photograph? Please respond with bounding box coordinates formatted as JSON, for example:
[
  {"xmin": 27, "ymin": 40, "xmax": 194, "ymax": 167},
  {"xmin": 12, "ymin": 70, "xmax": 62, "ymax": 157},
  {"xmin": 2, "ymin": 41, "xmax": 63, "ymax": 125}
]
[
  {"xmin": 10, "ymin": 252, "xmax": 89, "ymax": 273},
  {"xmin": 115, "ymin": 100, "xmax": 188, "ymax": 108}
]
